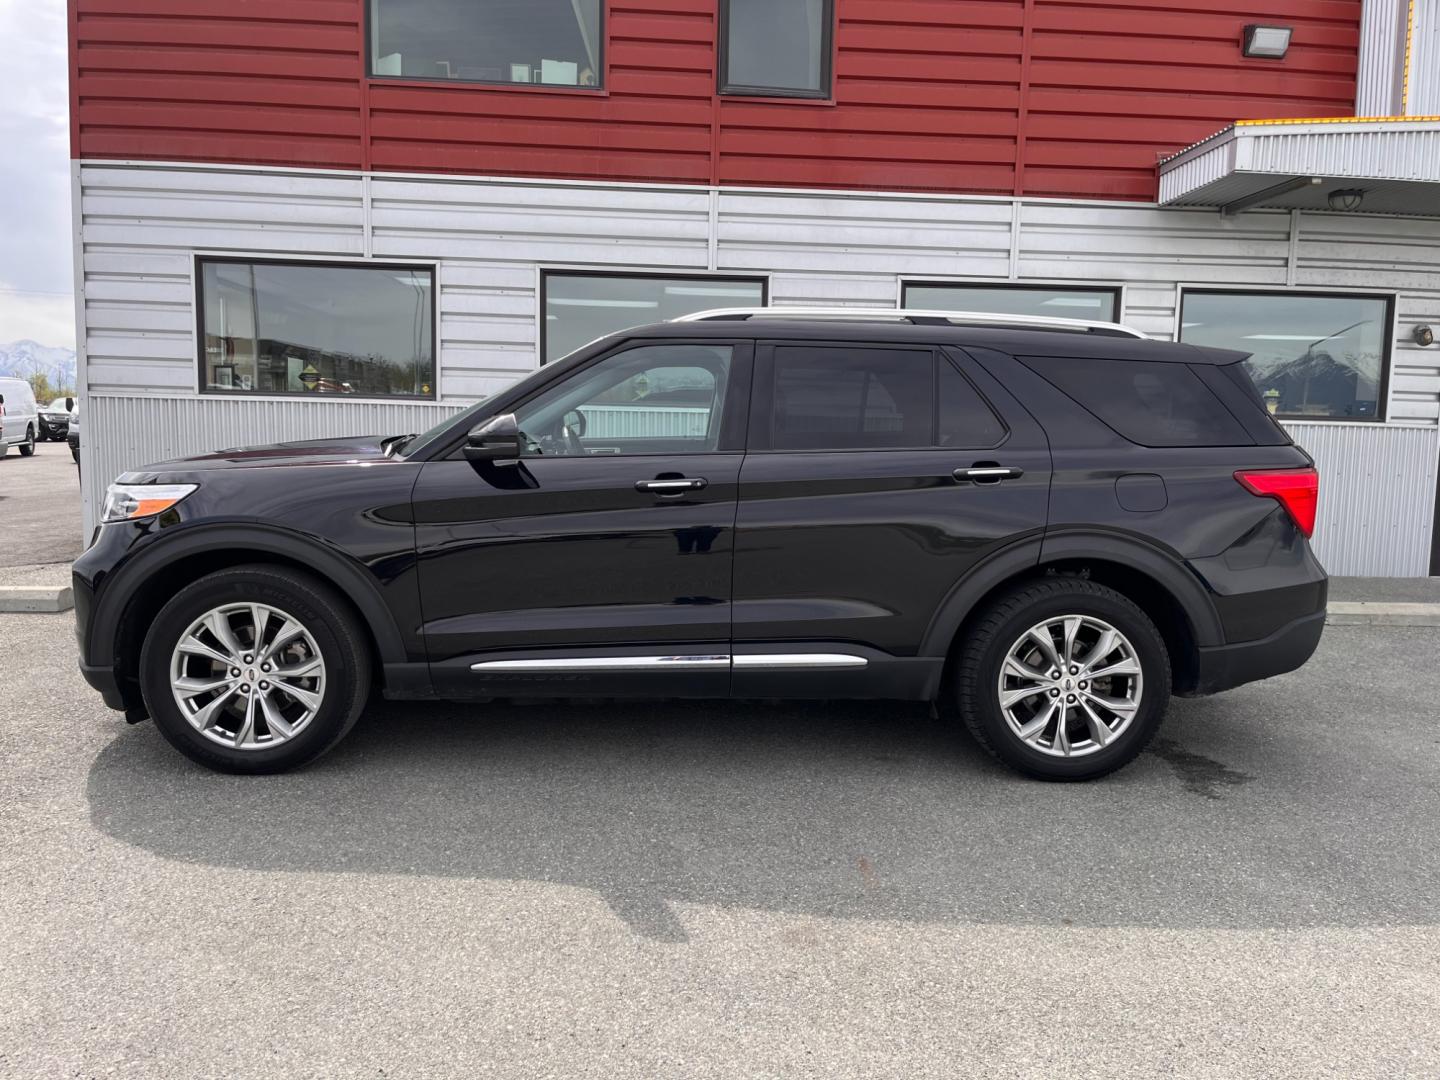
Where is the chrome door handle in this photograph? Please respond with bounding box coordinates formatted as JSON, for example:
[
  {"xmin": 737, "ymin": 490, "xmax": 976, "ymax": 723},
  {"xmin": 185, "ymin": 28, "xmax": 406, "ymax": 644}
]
[
  {"xmin": 636, "ymin": 478, "xmax": 708, "ymax": 495},
  {"xmin": 954, "ymin": 466, "xmax": 1024, "ymax": 484}
]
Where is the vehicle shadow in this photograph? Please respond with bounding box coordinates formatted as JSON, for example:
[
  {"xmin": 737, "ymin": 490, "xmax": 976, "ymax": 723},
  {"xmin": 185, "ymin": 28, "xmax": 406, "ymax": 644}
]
[{"xmin": 85, "ymin": 690, "xmax": 1439, "ymax": 939}]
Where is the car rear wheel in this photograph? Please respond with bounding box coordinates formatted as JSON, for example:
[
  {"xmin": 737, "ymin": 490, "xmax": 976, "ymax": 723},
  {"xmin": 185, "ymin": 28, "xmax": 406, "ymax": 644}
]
[
  {"xmin": 17, "ymin": 426, "xmax": 35, "ymax": 456},
  {"xmin": 955, "ymin": 578, "xmax": 1171, "ymax": 781},
  {"xmin": 138, "ymin": 565, "xmax": 371, "ymax": 774}
]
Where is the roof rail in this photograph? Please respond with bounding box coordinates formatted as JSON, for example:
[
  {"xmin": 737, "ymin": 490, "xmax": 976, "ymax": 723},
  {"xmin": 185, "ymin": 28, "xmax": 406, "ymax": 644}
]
[{"xmin": 670, "ymin": 307, "xmax": 1147, "ymax": 339}]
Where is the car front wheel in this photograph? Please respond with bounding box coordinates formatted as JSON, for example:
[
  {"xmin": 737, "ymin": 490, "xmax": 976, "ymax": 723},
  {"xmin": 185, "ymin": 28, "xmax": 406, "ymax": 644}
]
[
  {"xmin": 138, "ymin": 565, "xmax": 372, "ymax": 774},
  {"xmin": 955, "ymin": 578, "xmax": 1171, "ymax": 781}
]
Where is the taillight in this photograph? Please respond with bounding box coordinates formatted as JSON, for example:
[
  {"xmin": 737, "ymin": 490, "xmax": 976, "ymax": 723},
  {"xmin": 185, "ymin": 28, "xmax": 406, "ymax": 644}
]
[{"xmin": 1234, "ymin": 467, "xmax": 1319, "ymax": 538}]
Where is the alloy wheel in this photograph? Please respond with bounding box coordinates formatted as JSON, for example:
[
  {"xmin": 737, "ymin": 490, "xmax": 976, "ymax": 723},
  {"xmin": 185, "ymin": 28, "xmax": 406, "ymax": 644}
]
[
  {"xmin": 168, "ymin": 602, "xmax": 327, "ymax": 750},
  {"xmin": 996, "ymin": 614, "xmax": 1143, "ymax": 758}
]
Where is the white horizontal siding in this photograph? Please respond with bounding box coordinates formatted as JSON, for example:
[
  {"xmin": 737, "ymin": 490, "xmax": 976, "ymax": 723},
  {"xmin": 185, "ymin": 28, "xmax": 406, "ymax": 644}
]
[{"xmin": 74, "ymin": 163, "xmax": 1440, "ymax": 573}]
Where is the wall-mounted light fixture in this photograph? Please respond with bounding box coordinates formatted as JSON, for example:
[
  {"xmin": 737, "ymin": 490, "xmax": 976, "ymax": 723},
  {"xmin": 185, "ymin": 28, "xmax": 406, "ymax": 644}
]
[
  {"xmin": 1415, "ymin": 325, "xmax": 1436, "ymax": 347},
  {"xmin": 1243, "ymin": 25, "xmax": 1293, "ymax": 59},
  {"xmin": 1327, "ymin": 188, "xmax": 1366, "ymax": 211}
]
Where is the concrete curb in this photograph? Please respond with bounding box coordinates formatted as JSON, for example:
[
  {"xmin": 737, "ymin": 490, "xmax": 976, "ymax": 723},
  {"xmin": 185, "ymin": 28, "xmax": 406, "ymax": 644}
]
[
  {"xmin": 0, "ymin": 585, "xmax": 74, "ymax": 614},
  {"xmin": 1326, "ymin": 602, "xmax": 1440, "ymax": 627}
]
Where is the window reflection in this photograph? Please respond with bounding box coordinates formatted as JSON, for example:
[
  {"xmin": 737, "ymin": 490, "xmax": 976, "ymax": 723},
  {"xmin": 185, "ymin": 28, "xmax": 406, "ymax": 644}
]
[
  {"xmin": 371, "ymin": 0, "xmax": 603, "ymax": 88},
  {"xmin": 1180, "ymin": 292, "xmax": 1389, "ymax": 420},
  {"xmin": 200, "ymin": 261, "xmax": 435, "ymax": 398}
]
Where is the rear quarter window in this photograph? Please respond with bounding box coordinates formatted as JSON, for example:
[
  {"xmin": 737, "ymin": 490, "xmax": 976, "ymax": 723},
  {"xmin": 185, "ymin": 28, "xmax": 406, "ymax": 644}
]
[{"xmin": 1019, "ymin": 356, "xmax": 1254, "ymax": 448}]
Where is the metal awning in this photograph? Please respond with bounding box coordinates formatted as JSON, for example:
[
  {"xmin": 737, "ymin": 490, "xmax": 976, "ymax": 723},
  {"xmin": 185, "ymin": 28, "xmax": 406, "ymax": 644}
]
[{"xmin": 1158, "ymin": 117, "xmax": 1440, "ymax": 215}]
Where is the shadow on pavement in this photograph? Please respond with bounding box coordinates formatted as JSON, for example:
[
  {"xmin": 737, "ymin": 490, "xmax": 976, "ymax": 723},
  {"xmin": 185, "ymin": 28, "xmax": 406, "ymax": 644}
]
[{"xmin": 85, "ymin": 690, "xmax": 1438, "ymax": 939}]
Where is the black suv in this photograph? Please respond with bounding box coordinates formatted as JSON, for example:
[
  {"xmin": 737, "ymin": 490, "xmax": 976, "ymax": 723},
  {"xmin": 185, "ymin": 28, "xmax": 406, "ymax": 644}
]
[{"xmin": 74, "ymin": 311, "xmax": 1326, "ymax": 780}]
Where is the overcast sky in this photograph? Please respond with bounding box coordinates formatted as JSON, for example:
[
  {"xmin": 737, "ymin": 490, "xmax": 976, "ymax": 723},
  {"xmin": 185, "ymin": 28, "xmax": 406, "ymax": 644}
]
[{"xmin": 0, "ymin": 0, "xmax": 74, "ymax": 348}]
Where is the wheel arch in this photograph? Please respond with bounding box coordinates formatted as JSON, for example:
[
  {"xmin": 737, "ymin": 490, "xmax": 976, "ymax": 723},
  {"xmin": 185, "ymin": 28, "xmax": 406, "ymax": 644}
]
[
  {"xmin": 923, "ymin": 531, "xmax": 1222, "ymax": 696},
  {"xmin": 95, "ymin": 525, "xmax": 410, "ymax": 715}
]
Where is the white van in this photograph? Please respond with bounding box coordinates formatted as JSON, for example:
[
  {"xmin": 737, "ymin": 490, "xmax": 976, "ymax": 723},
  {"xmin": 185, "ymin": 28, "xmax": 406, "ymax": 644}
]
[{"xmin": 0, "ymin": 376, "xmax": 40, "ymax": 458}]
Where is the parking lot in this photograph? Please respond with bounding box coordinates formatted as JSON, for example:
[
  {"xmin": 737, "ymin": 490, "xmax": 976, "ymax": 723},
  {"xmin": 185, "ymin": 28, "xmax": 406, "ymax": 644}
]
[
  {"xmin": 0, "ymin": 436, "xmax": 81, "ymax": 569},
  {"xmin": 2, "ymin": 608, "xmax": 1438, "ymax": 1078}
]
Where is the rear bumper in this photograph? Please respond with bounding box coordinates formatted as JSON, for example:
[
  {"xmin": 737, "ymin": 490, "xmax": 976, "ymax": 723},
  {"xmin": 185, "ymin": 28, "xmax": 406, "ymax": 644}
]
[{"xmin": 1190, "ymin": 608, "xmax": 1326, "ymax": 696}]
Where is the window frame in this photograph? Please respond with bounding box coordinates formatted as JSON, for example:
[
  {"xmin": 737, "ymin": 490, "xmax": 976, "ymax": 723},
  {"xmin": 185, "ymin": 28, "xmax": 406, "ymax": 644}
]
[
  {"xmin": 194, "ymin": 255, "xmax": 439, "ymax": 402},
  {"xmin": 901, "ymin": 280, "xmax": 1125, "ymax": 324},
  {"xmin": 539, "ymin": 269, "xmax": 770, "ymax": 365},
  {"xmin": 1177, "ymin": 287, "xmax": 1396, "ymax": 424},
  {"xmin": 747, "ymin": 341, "xmax": 1009, "ymax": 454},
  {"xmin": 365, "ymin": 0, "xmax": 607, "ymax": 92},
  {"xmin": 718, "ymin": 0, "xmax": 836, "ymax": 100}
]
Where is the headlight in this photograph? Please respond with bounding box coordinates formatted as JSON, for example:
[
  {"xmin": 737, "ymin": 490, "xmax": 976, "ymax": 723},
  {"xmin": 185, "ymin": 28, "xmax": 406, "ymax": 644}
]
[{"xmin": 102, "ymin": 483, "xmax": 198, "ymax": 523}]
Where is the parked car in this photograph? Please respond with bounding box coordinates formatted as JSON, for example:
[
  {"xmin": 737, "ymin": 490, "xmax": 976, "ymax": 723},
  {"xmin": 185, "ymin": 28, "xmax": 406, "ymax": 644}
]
[
  {"xmin": 39, "ymin": 397, "xmax": 76, "ymax": 441},
  {"xmin": 73, "ymin": 309, "xmax": 1326, "ymax": 780},
  {"xmin": 0, "ymin": 376, "xmax": 39, "ymax": 458},
  {"xmin": 67, "ymin": 401, "xmax": 80, "ymax": 466}
]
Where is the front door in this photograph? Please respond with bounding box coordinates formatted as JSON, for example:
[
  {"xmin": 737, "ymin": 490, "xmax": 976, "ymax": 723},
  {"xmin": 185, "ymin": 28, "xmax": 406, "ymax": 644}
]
[
  {"xmin": 731, "ymin": 341, "xmax": 1052, "ymax": 696},
  {"xmin": 413, "ymin": 341, "xmax": 751, "ymax": 698}
]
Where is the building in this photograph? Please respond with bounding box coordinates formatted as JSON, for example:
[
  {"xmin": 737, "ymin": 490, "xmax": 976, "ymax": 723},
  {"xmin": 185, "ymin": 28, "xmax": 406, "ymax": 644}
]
[{"xmin": 67, "ymin": 0, "xmax": 1440, "ymax": 575}]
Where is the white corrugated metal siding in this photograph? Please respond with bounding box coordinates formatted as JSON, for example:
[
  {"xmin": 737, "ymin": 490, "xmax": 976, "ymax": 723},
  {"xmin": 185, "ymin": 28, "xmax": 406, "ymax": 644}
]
[
  {"xmin": 1409, "ymin": 0, "xmax": 1440, "ymax": 114},
  {"xmin": 75, "ymin": 163, "xmax": 1440, "ymax": 574},
  {"xmin": 1285, "ymin": 421, "xmax": 1439, "ymax": 576},
  {"xmin": 1358, "ymin": 0, "xmax": 1409, "ymax": 115}
]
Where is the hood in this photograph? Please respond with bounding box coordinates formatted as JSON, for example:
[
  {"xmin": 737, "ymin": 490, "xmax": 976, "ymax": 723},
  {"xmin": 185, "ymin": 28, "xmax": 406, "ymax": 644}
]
[{"xmin": 125, "ymin": 435, "xmax": 396, "ymax": 476}]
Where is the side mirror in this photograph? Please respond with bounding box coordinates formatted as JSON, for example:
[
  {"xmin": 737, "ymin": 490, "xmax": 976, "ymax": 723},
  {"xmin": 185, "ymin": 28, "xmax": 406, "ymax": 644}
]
[
  {"xmin": 66, "ymin": 397, "xmax": 75, "ymax": 411},
  {"xmin": 463, "ymin": 413, "xmax": 523, "ymax": 465}
]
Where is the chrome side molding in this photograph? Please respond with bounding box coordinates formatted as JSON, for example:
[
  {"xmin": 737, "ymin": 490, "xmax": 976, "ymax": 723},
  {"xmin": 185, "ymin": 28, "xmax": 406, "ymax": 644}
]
[
  {"xmin": 731, "ymin": 654, "xmax": 868, "ymax": 670},
  {"xmin": 470, "ymin": 655, "xmax": 729, "ymax": 672},
  {"xmin": 470, "ymin": 653, "xmax": 869, "ymax": 673}
]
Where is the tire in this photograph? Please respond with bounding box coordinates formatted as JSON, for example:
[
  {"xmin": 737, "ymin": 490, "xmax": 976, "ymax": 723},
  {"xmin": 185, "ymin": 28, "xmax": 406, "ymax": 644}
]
[
  {"xmin": 138, "ymin": 564, "xmax": 372, "ymax": 774},
  {"xmin": 71, "ymin": 443, "xmax": 80, "ymax": 465},
  {"xmin": 17, "ymin": 426, "xmax": 35, "ymax": 457},
  {"xmin": 955, "ymin": 577, "xmax": 1171, "ymax": 781}
]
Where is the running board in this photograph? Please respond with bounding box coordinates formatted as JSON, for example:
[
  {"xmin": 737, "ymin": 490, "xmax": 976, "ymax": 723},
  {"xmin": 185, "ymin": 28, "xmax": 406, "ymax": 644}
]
[{"xmin": 470, "ymin": 653, "xmax": 868, "ymax": 673}]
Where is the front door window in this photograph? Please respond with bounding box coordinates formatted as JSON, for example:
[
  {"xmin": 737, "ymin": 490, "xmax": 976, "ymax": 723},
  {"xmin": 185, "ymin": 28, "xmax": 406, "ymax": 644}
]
[{"xmin": 513, "ymin": 344, "xmax": 734, "ymax": 456}]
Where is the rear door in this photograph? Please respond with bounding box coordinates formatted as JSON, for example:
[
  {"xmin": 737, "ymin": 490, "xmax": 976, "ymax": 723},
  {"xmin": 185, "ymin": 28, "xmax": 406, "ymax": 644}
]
[{"xmin": 730, "ymin": 341, "xmax": 1051, "ymax": 694}]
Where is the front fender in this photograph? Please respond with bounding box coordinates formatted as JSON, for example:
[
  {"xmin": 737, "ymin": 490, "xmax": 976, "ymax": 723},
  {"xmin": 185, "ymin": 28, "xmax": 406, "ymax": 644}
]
[{"xmin": 79, "ymin": 521, "xmax": 414, "ymax": 672}]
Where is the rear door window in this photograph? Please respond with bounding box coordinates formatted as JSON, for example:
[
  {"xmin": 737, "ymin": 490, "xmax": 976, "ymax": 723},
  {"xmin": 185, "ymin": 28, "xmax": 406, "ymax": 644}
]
[
  {"xmin": 1019, "ymin": 356, "xmax": 1253, "ymax": 447},
  {"xmin": 769, "ymin": 346, "xmax": 934, "ymax": 450}
]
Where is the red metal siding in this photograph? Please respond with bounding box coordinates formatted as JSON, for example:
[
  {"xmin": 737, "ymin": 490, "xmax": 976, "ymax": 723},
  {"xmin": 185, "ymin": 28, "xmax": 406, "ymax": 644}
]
[{"xmin": 69, "ymin": 0, "xmax": 1362, "ymax": 200}]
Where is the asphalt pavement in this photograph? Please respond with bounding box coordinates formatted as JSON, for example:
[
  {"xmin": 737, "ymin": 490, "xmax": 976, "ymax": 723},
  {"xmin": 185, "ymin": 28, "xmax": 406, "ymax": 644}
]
[
  {"xmin": 2, "ymin": 611, "xmax": 1438, "ymax": 1078},
  {"xmin": 0, "ymin": 437, "xmax": 82, "ymax": 568}
]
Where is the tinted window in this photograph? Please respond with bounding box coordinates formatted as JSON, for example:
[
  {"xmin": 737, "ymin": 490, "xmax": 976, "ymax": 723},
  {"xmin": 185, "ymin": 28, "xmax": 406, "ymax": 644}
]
[
  {"xmin": 722, "ymin": 0, "xmax": 831, "ymax": 97},
  {"xmin": 371, "ymin": 0, "xmax": 603, "ymax": 88},
  {"xmin": 1022, "ymin": 356, "xmax": 1252, "ymax": 448},
  {"xmin": 199, "ymin": 260, "xmax": 435, "ymax": 398},
  {"xmin": 514, "ymin": 344, "xmax": 733, "ymax": 456},
  {"xmin": 1179, "ymin": 291, "xmax": 1390, "ymax": 420},
  {"xmin": 544, "ymin": 273, "xmax": 766, "ymax": 362},
  {"xmin": 905, "ymin": 283, "xmax": 1119, "ymax": 322},
  {"xmin": 938, "ymin": 359, "xmax": 1006, "ymax": 447},
  {"xmin": 771, "ymin": 347, "xmax": 933, "ymax": 450}
]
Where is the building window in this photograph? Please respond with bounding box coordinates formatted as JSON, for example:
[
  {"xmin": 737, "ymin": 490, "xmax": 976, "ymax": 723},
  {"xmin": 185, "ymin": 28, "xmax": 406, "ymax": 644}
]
[
  {"xmin": 198, "ymin": 260, "xmax": 436, "ymax": 399},
  {"xmin": 903, "ymin": 282, "xmax": 1121, "ymax": 323},
  {"xmin": 1179, "ymin": 291, "xmax": 1393, "ymax": 421},
  {"xmin": 720, "ymin": 0, "xmax": 833, "ymax": 98},
  {"xmin": 369, "ymin": 0, "xmax": 603, "ymax": 89},
  {"xmin": 542, "ymin": 272, "xmax": 767, "ymax": 363}
]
